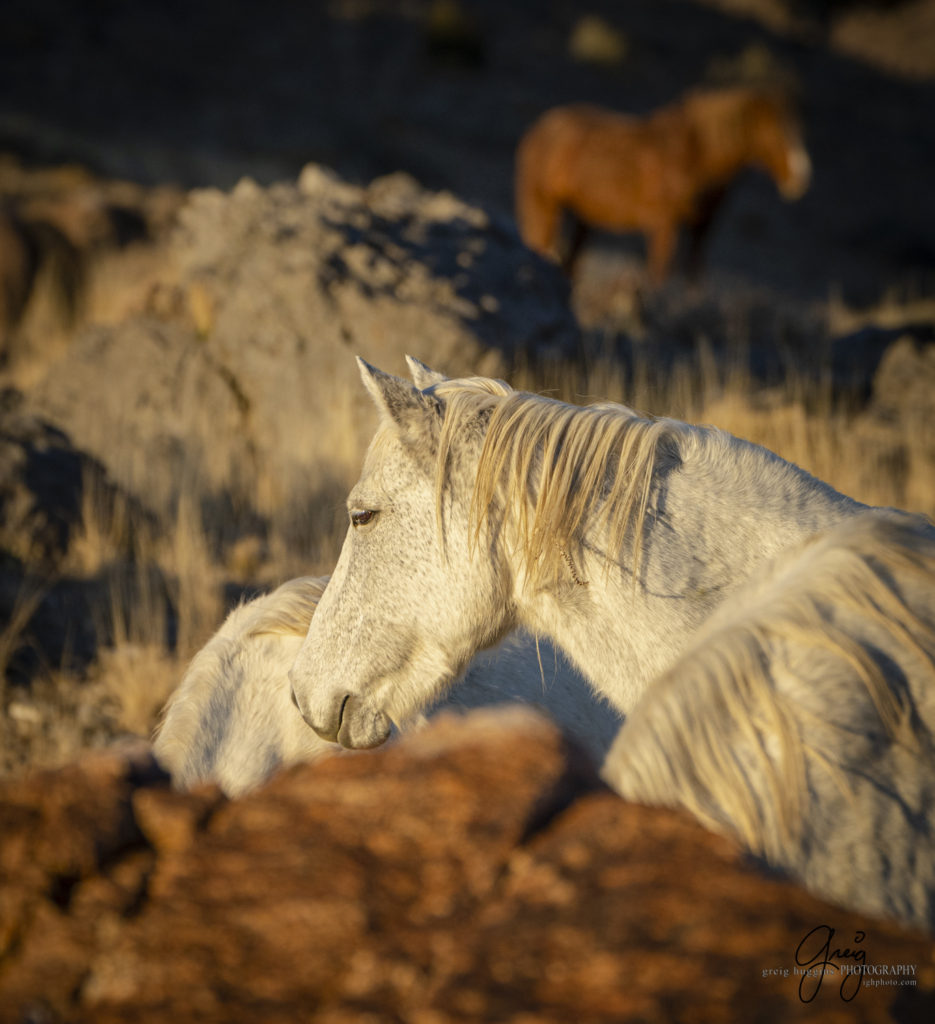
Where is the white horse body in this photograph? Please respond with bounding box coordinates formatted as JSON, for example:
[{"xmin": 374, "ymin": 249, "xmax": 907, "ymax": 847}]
[
  {"xmin": 289, "ymin": 358, "xmax": 863, "ymax": 743},
  {"xmin": 154, "ymin": 576, "xmax": 621, "ymax": 798},
  {"xmin": 287, "ymin": 357, "xmax": 935, "ymax": 928},
  {"xmin": 605, "ymin": 510, "xmax": 935, "ymax": 929}
]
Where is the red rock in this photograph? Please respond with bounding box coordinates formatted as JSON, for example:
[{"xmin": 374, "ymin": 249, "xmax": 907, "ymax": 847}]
[{"xmin": 0, "ymin": 710, "xmax": 932, "ymax": 1023}]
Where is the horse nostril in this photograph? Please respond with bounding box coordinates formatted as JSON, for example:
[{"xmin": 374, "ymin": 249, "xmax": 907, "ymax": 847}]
[{"xmin": 290, "ymin": 687, "xmax": 300, "ymax": 712}]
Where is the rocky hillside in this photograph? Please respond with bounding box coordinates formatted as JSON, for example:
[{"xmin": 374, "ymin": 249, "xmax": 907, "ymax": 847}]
[
  {"xmin": 24, "ymin": 166, "xmax": 574, "ymax": 519},
  {"xmin": 2, "ymin": 711, "xmax": 934, "ymax": 1023},
  {"xmin": 0, "ymin": 162, "xmax": 577, "ymax": 748}
]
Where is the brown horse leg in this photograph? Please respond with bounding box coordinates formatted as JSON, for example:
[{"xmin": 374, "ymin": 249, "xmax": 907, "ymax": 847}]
[
  {"xmin": 646, "ymin": 222, "xmax": 677, "ymax": 284},
  {"xmin": 687, "ymin": 187, "xmax": 726, "ymax": 281},
  {"xmin": 561, "ymin": 217, "xmax": 589, "ymax": 279},
  {"xmin": 516, "ymin": 184, "xmax": 563, "ymax": 262}
]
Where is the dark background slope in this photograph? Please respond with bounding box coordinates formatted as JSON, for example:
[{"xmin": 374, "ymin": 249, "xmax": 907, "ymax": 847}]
[{"xmin": 2, "ymin": 0, "xmax": 933, "ymax": 304}]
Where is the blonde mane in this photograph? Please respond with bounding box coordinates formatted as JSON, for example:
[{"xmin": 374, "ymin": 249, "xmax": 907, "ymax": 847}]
[
  {"xmin": 433, "ymin": 378, "xmax": 688, "ymax": 589},
  {"xmin": 610, "ymin": 512, "xmax": 935, "ymax": 863},
  {"xmin": 245, "ymin": 575, "xmax": 329, "ymax": 639},
  {"xmin": 153, "ymin": 575, "xmax": 329, "ymax": 769}
]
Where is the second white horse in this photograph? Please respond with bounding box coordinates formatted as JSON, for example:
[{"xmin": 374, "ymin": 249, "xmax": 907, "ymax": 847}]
[{"xmin": 154, "ymin": 575, "xmax": 621, "ymax": 797}]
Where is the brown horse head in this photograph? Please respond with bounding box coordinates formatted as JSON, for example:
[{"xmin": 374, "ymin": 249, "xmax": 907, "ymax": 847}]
[{"xmin": 744, "ymin": 91, "xmax": 811, "ymax": 201}]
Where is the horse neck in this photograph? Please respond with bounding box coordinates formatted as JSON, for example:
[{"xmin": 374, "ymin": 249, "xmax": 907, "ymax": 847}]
[
  {"xmin": 678, "ymin": 429, "xmax": 865, "ymax": 554},
  {"xmin": 690, "ymin": 97, "xmax": 782, "ymax": 190},
  {"xmin": 512, "ymin": 428, "xmax": 865, "ymax": 715}
]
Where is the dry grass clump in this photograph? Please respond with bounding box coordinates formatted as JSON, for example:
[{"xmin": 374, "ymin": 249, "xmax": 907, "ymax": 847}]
[
  {"xmin": 0, "ymin": 582, "xmax": 46, "ymax": 696},
  {"xmin": 826, "ymin": 284, "xmax": 935, "ymax": 337},
  {"xmin": 0, "ymin": 445, "xmax": 351, "ymax": 779}
]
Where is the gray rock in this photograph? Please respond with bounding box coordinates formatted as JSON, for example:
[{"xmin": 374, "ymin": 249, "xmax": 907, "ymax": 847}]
[{"xmin": 30, "ymin": 166, "xmax": 576, "ymax": 516}]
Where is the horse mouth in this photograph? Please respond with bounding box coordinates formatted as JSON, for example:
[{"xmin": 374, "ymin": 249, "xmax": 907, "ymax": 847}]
[
  {"xmin": 336, "ymin": 693, "xmax": 351, "ymax": 736},
  {"xmin": 781, "ymin": 148, "xmax": 812, "ymax": 200},
  {"xmin": 335, "ymin": 693, "xmax": 394, "ymax": 750}
]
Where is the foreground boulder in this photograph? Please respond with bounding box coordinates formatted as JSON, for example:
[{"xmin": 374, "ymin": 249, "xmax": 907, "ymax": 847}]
[
  {"xmin": 1, "ymin": 710, "xmax": 933, "ymax": 1023},
  {"xmin": 29, "ymin": 167, "xmax": 576, "ymax": 516}
]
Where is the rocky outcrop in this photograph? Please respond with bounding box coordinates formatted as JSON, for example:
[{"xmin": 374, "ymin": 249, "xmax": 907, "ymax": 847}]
[
  {"xmin": 29, "ymin": 167, "xmax": 576, "ymax": 516},
  {"xmin": 1, "ymin": 711, "xmax": 933, "ymax": 1023},
  {"xmin": 841, "ymin": 328, "xmax": 935, "ymax": 512}
]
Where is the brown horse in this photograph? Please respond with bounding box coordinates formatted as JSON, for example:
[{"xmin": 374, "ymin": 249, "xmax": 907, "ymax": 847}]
[{"xmin": 515, "ymin": 86, "xmax": 811, "ymax": 282}]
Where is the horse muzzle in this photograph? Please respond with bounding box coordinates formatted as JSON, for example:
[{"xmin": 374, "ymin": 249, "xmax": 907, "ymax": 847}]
[
  {"xmin": 781, "ymin": 147, "xmax": 812, "ymax": 200},
  {"xmin": 292, "ymin": 688, "xmax": 393, "ymax": 750}
]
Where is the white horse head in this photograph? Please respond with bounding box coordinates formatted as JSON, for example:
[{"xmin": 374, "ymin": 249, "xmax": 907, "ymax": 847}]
[
  {"xmin": 291, "ymin": 356, "xmax": 864, "ymax": 749},
  {"xmin": 155, "ymin": 570, "xmax": 622, "ymax": 797},
  {"xmin": 289, "ymin": 359, "xmax": 520, "ymax": 746}
]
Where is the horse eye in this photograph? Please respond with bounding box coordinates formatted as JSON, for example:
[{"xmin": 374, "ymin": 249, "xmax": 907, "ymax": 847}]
[{"xmin": 350, "ymin": 509, "xmax": 377, "ymax": 528}]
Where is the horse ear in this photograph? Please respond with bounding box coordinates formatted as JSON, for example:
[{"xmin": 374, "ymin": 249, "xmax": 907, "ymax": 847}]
[
  {"xmin": 357, "ymin": 357, "xmax": 442, "ymax": 437},
  {"xmin": 405, "ymin": 355, "xmax": 448, "ymax": 390}
]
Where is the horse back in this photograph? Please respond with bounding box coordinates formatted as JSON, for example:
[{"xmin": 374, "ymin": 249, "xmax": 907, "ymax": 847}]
[{"xmin": 517, "ymin": 104, "xmax": 697, "ymax": 233}]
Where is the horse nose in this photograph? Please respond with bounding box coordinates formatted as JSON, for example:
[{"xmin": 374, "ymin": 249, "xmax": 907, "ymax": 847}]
[
  {"xmin": 288, "ymin": 677, "xmax": 344, "ymax": 743},
  {"xmin": 289, "ymin": 685, "xmax": 334, "ymax": 739},
  {"xmin": 784, "ymin": 147, "xmax": 811, "ymax": 199}
]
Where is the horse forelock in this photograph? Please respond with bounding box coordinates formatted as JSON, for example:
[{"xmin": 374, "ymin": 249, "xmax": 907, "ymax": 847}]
[{"xmin": 431, "ymin": 379, "xmax": 688, "ymax": 589}]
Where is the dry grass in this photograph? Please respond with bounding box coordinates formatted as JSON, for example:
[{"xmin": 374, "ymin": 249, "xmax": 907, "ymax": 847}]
[
  {"xmin": 0, "ymin": 581, "xmax": 47, "ymax": 699},
  {"xmin": 0, "ymin": 437, "xmax": 355, "ymax": 779},
  {"xmin": 826, "ymin": 284, "xmax": 935, "ymax": 337}
]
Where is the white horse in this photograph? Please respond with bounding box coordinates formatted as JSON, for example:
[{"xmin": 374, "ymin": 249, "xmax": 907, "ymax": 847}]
[
  {"xmin": 605, "ymin": 510, "xmax": 935, "ymax": 929},
  {"xmin": 288, "ymin": 357, "xmax": 935, "ymax": 927},
  {"xmin": 154, "ymin": 575, "xmax": 621, "ymax": 798},
  {"xmin": 289, "ymin": 356, "xmax": 866, "ymax": 745}
]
